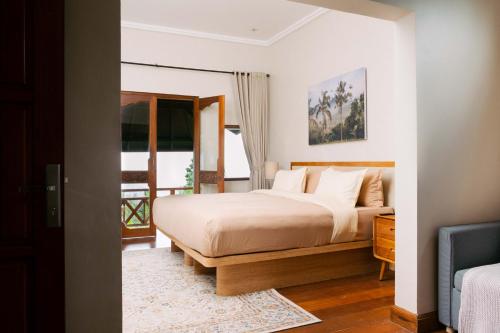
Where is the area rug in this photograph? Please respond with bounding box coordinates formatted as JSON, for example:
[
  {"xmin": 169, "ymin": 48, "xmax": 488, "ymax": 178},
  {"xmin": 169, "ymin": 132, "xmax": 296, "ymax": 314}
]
[{"xmin": 122, "ymin": 248, "xmax": 320, "ymax": 333}]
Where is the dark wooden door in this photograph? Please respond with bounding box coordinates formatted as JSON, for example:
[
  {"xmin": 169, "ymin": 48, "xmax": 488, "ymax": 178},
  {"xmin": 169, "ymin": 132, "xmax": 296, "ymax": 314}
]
[{"xmin": 0, "ymin": 0, "xmax": 65, "ymax": 332}]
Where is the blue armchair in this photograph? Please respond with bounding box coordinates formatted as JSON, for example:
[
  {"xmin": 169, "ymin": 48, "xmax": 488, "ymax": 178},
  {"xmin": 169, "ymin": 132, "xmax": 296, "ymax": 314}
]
[{"xmin": 438, "ymin": 221, "xmax": 500, "ymax": 331}]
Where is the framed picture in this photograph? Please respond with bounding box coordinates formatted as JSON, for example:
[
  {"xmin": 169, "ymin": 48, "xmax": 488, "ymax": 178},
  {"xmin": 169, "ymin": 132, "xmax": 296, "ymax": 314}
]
[{"xmin": 308, "ymin": 67, "xmax": 367, "ymax": 145}]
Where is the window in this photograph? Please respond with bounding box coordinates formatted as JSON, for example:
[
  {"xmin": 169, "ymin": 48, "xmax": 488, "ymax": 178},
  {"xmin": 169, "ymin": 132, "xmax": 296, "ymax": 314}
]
[
  {"xmin": 224, "ymin": 125, "xmax": 250, "ymax": 180},
  {"xmin": 121, "ymin": 99, "xmax": 194, "ymax": 152}
]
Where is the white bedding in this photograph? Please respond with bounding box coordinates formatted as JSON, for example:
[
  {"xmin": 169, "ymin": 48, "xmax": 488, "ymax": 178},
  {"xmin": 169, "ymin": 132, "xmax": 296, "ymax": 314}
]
[
  {"xmin": 252, "ymin": 190, "xmax": 358, "ymax": 243},
  {"xmin": 154, "ymin": 190, "xmax": 358, "ymax": 257},
  {"xmin": 459, "ymin": 263, "xmax": 500, "ymax": 332}
]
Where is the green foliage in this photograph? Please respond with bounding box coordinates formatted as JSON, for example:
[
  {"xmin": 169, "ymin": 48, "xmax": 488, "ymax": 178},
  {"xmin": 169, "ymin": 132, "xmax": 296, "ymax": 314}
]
[
  {"xmin": 185, "ymin": 158, "xmax": 193, "ymax": 186},
  {"xmin": 182, "ymin": 158, "xmax": 194, "ymax": 195}
]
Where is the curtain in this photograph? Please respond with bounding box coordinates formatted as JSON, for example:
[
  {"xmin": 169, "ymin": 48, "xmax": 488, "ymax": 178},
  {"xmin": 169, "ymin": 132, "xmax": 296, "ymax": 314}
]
[{"xmin": 232, "ymin": 72, "xmax": 269, "ymax": 190}]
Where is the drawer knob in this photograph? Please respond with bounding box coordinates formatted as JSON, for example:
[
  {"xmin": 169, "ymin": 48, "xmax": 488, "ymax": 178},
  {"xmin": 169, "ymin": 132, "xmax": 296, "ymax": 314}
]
[{"xmin": 390, "ymin": 228, "xmax": 395, "ymax": 231}]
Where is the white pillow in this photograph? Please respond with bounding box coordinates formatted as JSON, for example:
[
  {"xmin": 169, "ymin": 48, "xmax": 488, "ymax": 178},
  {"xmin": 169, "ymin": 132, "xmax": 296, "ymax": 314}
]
[
  {"xmin": 272, "ymin": 168, "xmax": 307, "ymax": 193},
  {"xmin": 314, "ymin": 168, "xmax": 368, "ymax": 207}
]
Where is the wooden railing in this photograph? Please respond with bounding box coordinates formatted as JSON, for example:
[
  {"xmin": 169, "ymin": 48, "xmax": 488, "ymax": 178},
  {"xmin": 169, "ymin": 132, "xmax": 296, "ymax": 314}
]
[
  {"xmin": 121, "ymin": 196, "xmax": 149, "ymax": 227},
  {"xmin": 121, "ymin": 187, "xmax": 193, "ymax": 228}
]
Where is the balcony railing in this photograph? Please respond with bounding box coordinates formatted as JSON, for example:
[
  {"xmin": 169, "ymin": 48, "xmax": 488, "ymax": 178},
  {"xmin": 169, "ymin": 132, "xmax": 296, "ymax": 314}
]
[{"xmin": 121, "ymin": 187, "xmax": 193, "ymax": 228}]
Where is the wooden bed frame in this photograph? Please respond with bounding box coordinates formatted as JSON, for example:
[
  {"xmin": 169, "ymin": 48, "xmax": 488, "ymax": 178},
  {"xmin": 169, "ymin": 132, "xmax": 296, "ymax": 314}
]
[{"xmin": 164, "ymin": 161, "xmax": 395, "ymax": 296}]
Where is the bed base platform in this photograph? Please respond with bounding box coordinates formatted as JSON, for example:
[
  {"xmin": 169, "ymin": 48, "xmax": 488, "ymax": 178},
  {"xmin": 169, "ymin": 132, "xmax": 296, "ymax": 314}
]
[{"xmin": 168, "ymin": 235, "xmax": 379, "ymax": 296}]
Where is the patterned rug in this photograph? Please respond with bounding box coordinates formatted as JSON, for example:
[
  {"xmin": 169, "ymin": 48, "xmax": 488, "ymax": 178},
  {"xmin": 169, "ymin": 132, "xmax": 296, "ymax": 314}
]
[{"xmin": 122, "ymin": 248, "xmax": 320, "ymax": 333}]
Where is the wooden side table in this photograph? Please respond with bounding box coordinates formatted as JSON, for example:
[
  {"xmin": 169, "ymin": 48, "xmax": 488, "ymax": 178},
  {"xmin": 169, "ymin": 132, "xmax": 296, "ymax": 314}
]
[{"xmin": 373, "ymin": 214, "xmax": 395, "ymax": 280}]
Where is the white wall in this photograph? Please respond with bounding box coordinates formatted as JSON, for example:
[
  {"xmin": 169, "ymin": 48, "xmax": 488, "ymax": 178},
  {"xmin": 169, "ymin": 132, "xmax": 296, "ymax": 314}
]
[
  {"xmin": 268, "ymin": 10, "xmax": 396, "ymax": 170},
  {"xmin": 122, "ymin": 27, "xmax": 270, "ymax": 125},
  {"xmin": 267, "ymin": 8, "xmax": 418, "ymax": 312},
  {"xmin": 393, "ymin": 12, "xmax": 418, "ymax": 313},
  {"xmin": 122, "ymin": 28, "xmax": 270, "ymax": 190},
  {"xmin": 266, "ymin": 9, "xmax": 418, "ymax": 313},
  {"xmin": 268, "ymin": 6, "xmax": 419, "ymax": 314},
  {"xmin": 298, "ymin": 0, "xmax": 500, "ymax": 315},
  {"xmin": 372, "ymin": 0, "xmax": 500, "ymax": 314}
]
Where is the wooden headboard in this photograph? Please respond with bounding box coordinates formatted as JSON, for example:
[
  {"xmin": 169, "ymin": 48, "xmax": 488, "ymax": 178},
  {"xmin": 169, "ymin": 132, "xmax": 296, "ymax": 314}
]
[{"xmin": 290, "ymin": 161, "xmax": 396, "ymax": 207}]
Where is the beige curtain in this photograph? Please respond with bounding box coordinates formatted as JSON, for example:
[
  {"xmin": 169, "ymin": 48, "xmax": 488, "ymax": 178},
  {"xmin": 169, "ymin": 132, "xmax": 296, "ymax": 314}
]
[{"xmin": 233, "ymin": 72, "xmax": 269, "ymax": 190}]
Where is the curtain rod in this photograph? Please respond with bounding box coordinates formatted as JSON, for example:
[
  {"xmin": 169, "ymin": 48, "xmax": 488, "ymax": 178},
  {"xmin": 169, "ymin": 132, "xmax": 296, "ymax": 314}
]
[{"xmin": 121, "ymin": 61, "xmax": 270, "ymax": 77}]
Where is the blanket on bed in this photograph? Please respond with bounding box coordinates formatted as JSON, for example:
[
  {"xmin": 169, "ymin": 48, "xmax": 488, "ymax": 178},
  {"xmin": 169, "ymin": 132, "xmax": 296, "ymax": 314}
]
[
  {"xmin": 153, "ymin": 190, "xmax": 357, "ymax": 257},
  {"xmin": 252, "ymin": 190, "xmax": 358, "ymax": 243},
  {"xmin": 459, "ymin": 263, "xmax": 500, "ymax": 333}
]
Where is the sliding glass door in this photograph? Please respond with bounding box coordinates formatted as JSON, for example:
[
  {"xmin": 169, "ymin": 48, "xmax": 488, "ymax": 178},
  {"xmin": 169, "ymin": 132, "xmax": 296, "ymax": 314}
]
[
  {"xmin": 121, "ymin": 92, "xmax": 225, "ymax": 238},
  {"xmin": 121, "ymin": 92, "xmax": 198, "ymax": 238}
]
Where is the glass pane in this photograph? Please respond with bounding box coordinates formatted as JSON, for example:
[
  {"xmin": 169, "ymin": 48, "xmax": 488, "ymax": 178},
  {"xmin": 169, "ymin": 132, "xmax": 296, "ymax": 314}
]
[
  {"xmin": 121, "ymin": 96, "xmax": 150, "ymax": 171},
  {"xmin": 157, "ymin": 152, "xmax": 194, "ymax": 196},
  {"xmin": 157, "ymin": 99, "xmax": 194, "ymax": 152},
  {"xmin": 156, "ymin": 98, "xmax": 194, "ymax": 197},
  {"xmin": 224, "ymin": 128, "xmax": 250, "ymax": 178},
  {"xmin": 121, "ymin": 152, "xmax": 148, "ymax": 171},
  {"xmin": 121, "ymin": 99, "xmax": 149, "ymax": 152},
  {"xmin": 200, "ymin": 183, "xmax": 218, "ymax": 194},
  {"xmin": 200, "ymin": 102, "xmax": 219, "ymax": 171}
]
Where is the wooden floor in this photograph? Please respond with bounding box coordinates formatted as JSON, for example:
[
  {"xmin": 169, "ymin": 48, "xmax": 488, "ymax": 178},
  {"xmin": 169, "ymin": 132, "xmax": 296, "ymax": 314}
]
[
  {"xmin": 279, "ymin": 273, "xmax": 408, "ymax": 333},
  {"xmin": 122, "ymin": 236, "xmax": 445, "ymax": 333}
]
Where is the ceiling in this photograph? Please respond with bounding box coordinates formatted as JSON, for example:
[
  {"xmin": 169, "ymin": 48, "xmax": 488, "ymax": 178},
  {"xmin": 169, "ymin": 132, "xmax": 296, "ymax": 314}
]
[{"xmin": 121, "ymin": 0, "xmax": 328, "ymax": 46}]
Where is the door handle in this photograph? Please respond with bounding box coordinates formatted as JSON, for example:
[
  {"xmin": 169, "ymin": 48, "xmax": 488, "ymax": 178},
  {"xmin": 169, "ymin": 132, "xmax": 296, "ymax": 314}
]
[{"xmin": 46, "ymin": 164, "xmax": 61, "ymax": 228}]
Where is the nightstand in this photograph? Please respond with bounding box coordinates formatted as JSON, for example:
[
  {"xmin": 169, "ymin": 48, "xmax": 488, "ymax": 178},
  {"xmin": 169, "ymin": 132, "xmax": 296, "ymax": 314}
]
[{"xmin": 373, "ymin": 214, "xmax": 395, "ymax": 281}]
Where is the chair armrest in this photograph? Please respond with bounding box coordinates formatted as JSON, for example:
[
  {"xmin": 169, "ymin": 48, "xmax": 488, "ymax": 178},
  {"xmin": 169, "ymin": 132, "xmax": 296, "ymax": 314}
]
[{"xmin": 438, "ymin": 221, "xmax": 500, "ymax": 326}]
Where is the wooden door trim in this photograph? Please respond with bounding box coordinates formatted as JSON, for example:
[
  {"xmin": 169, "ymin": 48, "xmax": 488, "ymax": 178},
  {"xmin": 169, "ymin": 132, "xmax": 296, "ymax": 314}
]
[
  {"xmin": 121, "ymin": 90, "xmax": 197, "ymax": 101},
  {"xmin": 146, "ymin": 96, "xmax": 157, "ymax": 236},
  {"xmin": 291, "ymin": 161, "xmax": 396, "ymax": 168},
  {"xmin": 121, "ymin": 171, "xmax": 148, "ymax": 183},
  {"xmin": 217, "ymin": 96, "xmax": 225, "ymax": 192},
  {"xmin": 390, "ymin": 306, "xmax": 442, "ymax": 333},
  {"xmin": 120, "ymin": 93, "xmax": 152, "ymax": 107},
  {"xmin": 122, "ymin": 226, "xmax": 156, "ymax": 239},
  {"xmin": 199, "ymin": 171, "xmax": 218, "ymax": 184},
  {"xmin": 199, "ymin": 96, "xmax": 220, "ymax": 109},
  {"xmin": 193, "ymin": 97, "xmax": 200, "ymax": 193}
]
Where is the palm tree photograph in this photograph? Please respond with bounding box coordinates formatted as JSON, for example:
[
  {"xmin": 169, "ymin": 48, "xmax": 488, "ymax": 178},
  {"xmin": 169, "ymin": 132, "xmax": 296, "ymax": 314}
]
[{"xmin": 308, "ymin": 68, "xmax": 367, "ymax": 145}]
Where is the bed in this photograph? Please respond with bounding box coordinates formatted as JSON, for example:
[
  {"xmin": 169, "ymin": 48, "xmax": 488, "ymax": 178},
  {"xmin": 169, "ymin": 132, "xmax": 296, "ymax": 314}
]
[{"xmin": 154, "ymin": 161, "xmax": 395, "ymax": 295}]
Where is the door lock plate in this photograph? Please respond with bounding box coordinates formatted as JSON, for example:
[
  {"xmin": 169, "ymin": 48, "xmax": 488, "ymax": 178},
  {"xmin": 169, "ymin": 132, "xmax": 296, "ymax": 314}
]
[{"xmin": 46, "ymin": 164, "xmax": 61, "ymax": 228}]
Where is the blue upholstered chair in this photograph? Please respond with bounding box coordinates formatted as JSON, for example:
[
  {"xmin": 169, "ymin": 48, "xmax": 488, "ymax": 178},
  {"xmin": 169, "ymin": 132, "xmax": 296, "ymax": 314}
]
[{"xmin": 438, "ymin": 221, "xmax": 500, "ymax": 332}]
